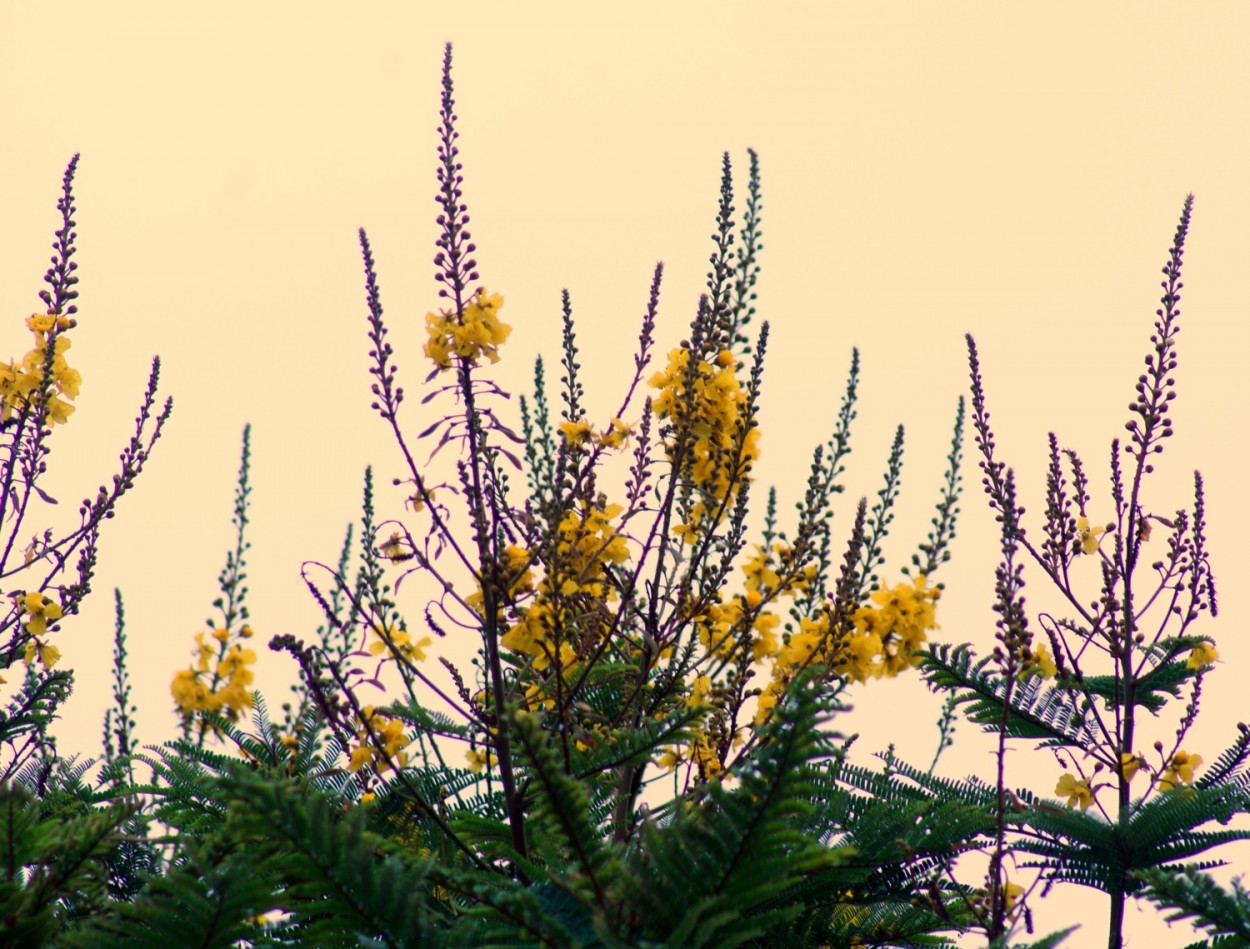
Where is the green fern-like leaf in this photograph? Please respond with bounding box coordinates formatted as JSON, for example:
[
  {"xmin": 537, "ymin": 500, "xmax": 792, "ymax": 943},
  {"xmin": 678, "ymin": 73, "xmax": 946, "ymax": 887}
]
[
  {"xmin": 0, "ymin": 783, "xmax": 135, "ymax": 947},
  {"xmin": 1134, "ymin": 866, "xmax": 1250, "ymax": 946},
  {"xmin": 56, "ymin": 843, "xmax": 276, "ymax": 949},
  {"xmin": 918, "ymin": 643, "xmax": 1095, "ymax": 749},
  {"xmin": 223, "ymin": 767, "xmax": 443, "ymax": 946},
  {"xmin": 616, "ymin": 675, "xmax": 850, "ymax": 946}
]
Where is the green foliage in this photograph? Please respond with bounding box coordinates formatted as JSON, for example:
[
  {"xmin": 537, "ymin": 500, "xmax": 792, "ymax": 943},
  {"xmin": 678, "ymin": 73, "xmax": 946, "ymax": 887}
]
[
  {"xmin": 0, "ymin": 782, "xmax": 136, "ymax": 946},
  {"xmin": 1134, "ymin": 866, "xmax": 1250, "ymax": 948}
]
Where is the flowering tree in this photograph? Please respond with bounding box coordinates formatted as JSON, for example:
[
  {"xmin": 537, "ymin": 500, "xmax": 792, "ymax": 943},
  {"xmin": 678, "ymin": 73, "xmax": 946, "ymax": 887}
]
[
  {"xmin": 1, "ymin": 46, "xmax": 1247, "ymax": 949},
  {"xmin": 913, "ymin": 196, "xmax": 1250, "ymax": 948}
]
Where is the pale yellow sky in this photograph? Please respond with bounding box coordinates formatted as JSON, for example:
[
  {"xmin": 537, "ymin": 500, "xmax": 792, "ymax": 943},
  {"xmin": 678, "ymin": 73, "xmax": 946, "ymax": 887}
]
[{"xmin": 2, "ymin": 3, "xmax": 1248, "ymax": 944}]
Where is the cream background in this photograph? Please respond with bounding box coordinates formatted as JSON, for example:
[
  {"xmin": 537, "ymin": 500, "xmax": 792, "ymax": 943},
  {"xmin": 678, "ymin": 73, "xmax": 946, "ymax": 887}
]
[{"xmin": 2, "ymin": 3, "xmax": 1248, "ymax": 945}]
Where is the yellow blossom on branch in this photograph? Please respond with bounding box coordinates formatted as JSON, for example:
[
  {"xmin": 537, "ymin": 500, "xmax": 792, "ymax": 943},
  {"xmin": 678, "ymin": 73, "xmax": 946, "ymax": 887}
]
[
  {"xmin": 1003, "ymin": 880, "xmax": 1025, "ymax": 916},
  {"xmin": 648, "ymin": 344, "xmax": 760, "ymax": 537},
  {"xmin": 368, "ymin": 622, "xmax": 431, "ymax": 664},
  {"xmin": 853, "ymin": 575, "xmax": 940, "ymax": 678},
  {"xmin": 348, "ymin": 705, "xmax": 410, "ymax": 774},
  {"xmin": 1159, "ymin": 750, "xmax": 1202, "ymax": 791},
  {"xmin": 1019, "ymin": 641, "xmax": 1058, "ymax": 681},
  {"xmin": 1076, "ymin": 516, "xmax": 1107, "ymax": 555},
  {"xmin": 170, "ymin": 629, "xmax": 258, "ymax": 721},
  {"xmin": 596, "ymin": 417, "xmax": 633, "ymax": 449},
  {"xmin": 0, "ymin": 314, "xmax": 82, "ymax": 426},
  {"xmin": 1119, "ymin": 752, "xmax": 1142, "ymax": 783},
  {"xmin": 558, "ymin": 417, "xmax": 595, "ymax": 448},
  {"xmin": 1186, "ymin": 640, "xmax": 1219, "ymax": 670},
  {"xmin": 423, "ymin": 289, "xmax": 510, "ymax": 370},
  {"xmin": 1056, "ymin": 772, "xmax": 1095, "ymax": 810},
  {"xmin": 18, "ymin": 590, "xmax": 62, "ymax": 636},
  {"xmin": 23, "ymin": 640, "xmax": 61, "ymax": 669}
]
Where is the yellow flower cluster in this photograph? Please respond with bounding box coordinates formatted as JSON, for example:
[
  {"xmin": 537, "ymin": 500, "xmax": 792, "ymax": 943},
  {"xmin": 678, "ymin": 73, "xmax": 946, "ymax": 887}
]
[
  {"xmin": 558, "ymin": 416, "xmax": 633, "ymax": 452},
  {"xmin": 502, "ymin": 501, "xmax": 628, "ymax": 676},
  {"xmin": 649, "ymin": 346, "xmax": 760, "ymax": 540},
  {"xmin": 368, "ymin": 622, "xmax": 432, "ymax": 664},
  {"xmin": 1119, "ymin": 752, "xmax": 1142, "ymax": 782},
  {"xmin": 348, "ymin": 705, "xmax": 410, "ymax": 774},
  {"xmin": 666, "ymin": 547, "xmax": 821, "ymax": 768},
  {"xmin": 17, "ymin": 590, "xmax": 64, "ymax": 670},
  {"xmin": 0, "ymin": 312, "xmax": 81, "ymax": 426},
  {"xmin": 754, "ymin": 613, "xmax": 835, "ymax": 726},
  {"xmin": 754, "ymin": 577, "xmax": 939, "ymax": 726},
  {"xmin": 465, "ymin": 545, "xmax": 535, "ymax": 619},
  {"xmin": 170, "ymin": 625, "xmax": 257, "ymax": 720},
  {"xmin": 423, "ymin": 289, "xmax": 510, "ymax": 370},
  {"xmin": 694, "ymin": 594, "xmax": 780, "ymax": 665},
  {"xmin": 657, "ymin": 700, "xmax": 725, "ymax": 778},
  {"xmin": 850, "ymin": 575, "xmax": 941, "ymax": 679}
]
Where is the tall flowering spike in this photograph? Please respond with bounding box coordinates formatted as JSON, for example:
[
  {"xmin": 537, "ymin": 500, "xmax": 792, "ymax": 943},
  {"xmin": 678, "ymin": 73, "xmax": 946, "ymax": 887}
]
[
  {"xmin": 433, "ymin": 43, "xmax": 479, "ymax": 307},
  {"xmin": 1125, "ymin": 194, "xmax": 1193, "ymax": 470},
  {"xmin": 39, "ymin": 154, "xmax": 81, "ymax": 316},
  {"xmin": 707, "ymin": 151, "xmax": 737, "ymax": 346},
  {"xmin": 727, "ymin": 148, "xmax": 762, "ymax": 355}
]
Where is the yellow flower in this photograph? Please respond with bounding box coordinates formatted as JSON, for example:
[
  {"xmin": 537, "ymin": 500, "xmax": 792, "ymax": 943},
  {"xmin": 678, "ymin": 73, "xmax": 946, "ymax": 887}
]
[
  {"xmin": 23, "ymin": 641, "xmax": 61, "ymax": 669},
  {"xmin": 349, "ymin": 706, "xmax": 410, "ymax": 774},
  {"xmin": 656, "ymin": 747, "xmax": 681, "ymax": 772},
  {"xmin": 648, "ymin": 344, "xmax": 758, "ymax": 521},
  {"xmin": 26, "ymin": 313, "xmax": 56, "ymax": 333},
  {"xmin": 1076, "ymin": 516, "xmax": 1107, "ymax": 555},
  {"xmin": 41, "ymin": 395, "xmax": 76, "ymax": 425},
  {"xmin": 369, "ymin": 623, "xmax": 431, "ymax": 663},
  {"xmin": 19, "ymin": 591, "xmax": 62, "ymax": 636},
  {"xmin": 1003, "ymin": 880, "xmax": 1025, "ymax": 914},
  {"xmin": 690, "ymin": 730, "xmax": 722, "ymax": 777},
  {"xmin": 751, "ymin": 611, "xmax": 781, "ymax": 661},
  {"xmin": 1186, "ymin": 641, "xmax": 1218, "ymax": 670},
  {"xmin": 1159, "ymin": 751, "xmax": 1202, "ymax": 791},
  {"xmin": 381, "ymin": 530, "xmax": 409, "ymax": 563},
  {"xmin": 465, "ymin": 747, "xmax": 496, "ymax": 773},
  {"xmin": 596, "ymin": 417, "xmax": 633, "ymax": 449},
  {"xmin": 348, "ymin": 745, "xmax": 374, "ymax": 772},
  {"xmin": 1019, "ymin": 641, "xmax": 1058, "ymax": 680},
  {"xmin": 406, "ymin": 487, "xmax": 435, "ymax": 513},
  {"xmin": 1119, "ymin": 752, "xmax": 1142, "ymax": 783},
  {"xmin": 853, "ymin": 575, "xmax": 940, "ymax": 677},
  {"xmin": 170, "ymin": 668, "xmax": 208, "ymax": 712},
  {"xmin": 558, "ymin": 417, "xmax": 595, "ymax": 447},
  {"xmin": 686, "ymin": 674, "xmax": 713, "ymax": 709},
  {"xmin": 1056, "ymin": 772, "xmax": 1094, "ymax": 810}
]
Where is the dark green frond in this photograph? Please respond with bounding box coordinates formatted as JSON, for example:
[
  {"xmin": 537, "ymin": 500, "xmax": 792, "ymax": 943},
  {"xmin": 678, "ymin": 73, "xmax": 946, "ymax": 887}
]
[
  {"xmin": 0, "ymin": 783, "xmax": 135, "ymax": 947},
  {"xmin": 57, "ymin": 843, "xmax": 275, "ymax": 949},
  {"xmin": 509, "ymin": 708, "xmax": 619, "ymax": 911},
  {"xmin": 224, "ymin": 768, "xmax": 442, "ymax": 946},
  {"xmin": 618, "ymin": 677, "xmax": 848, "ymax": 946},
  {"xmin": 1134, "ymin": 866, "xmax": 1250, "ymax": 946},
  {"xmin": 918, "ymin": 643, "xmax": 1095, "ymax": 748}
]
